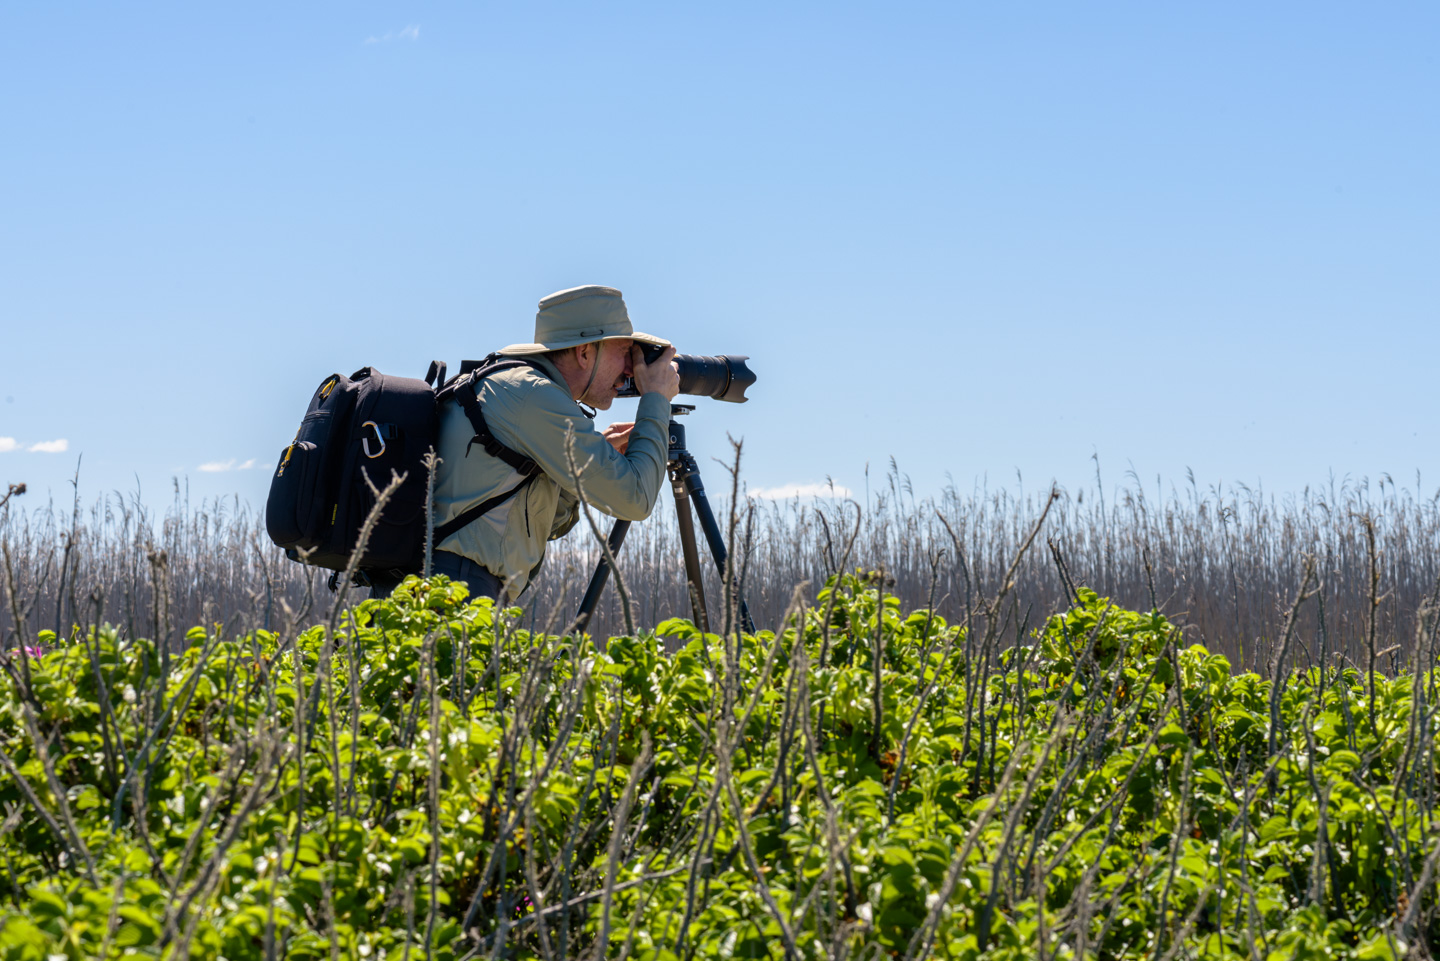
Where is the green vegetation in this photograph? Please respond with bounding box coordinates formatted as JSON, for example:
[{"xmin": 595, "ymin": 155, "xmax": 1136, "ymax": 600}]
[{"xmin": 1, "ymin": 574, "xmax": 1437, "ymax": 959}]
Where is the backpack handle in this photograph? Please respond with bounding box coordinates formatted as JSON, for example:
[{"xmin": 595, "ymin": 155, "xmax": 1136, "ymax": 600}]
[{"xmin": 425, "ymin": 360, "xmax": 448, "ymax": 389}]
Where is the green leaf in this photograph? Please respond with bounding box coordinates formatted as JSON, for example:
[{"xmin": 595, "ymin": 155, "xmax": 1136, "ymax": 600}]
[
  {"xmin": 28, "ymin": 889, "xmax": 67, "ymax": 920},
  {"xmin": 1326, "ymin": 749, "xmax": 1362, "ymax": 773}
]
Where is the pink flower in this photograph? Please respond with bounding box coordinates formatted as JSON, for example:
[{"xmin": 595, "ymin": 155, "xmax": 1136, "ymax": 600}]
[{"xmin": 11, "ymin": 646, "xmax": 42, "ymax": 660}]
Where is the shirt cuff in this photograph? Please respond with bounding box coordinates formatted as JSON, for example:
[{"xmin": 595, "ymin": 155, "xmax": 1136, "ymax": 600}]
[{"xmin": 637, "ymin": 392, "xmax": 671, "ymax": 423}]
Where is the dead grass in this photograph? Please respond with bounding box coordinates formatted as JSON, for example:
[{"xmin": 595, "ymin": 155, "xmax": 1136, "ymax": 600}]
[{"xmin": 3, "ymin": 465, "xmax": 1436, "ymax": 672}]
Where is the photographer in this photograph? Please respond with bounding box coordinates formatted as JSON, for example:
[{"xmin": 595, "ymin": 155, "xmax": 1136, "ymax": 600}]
[{"xmin": 428, "ymin": 285, "xmax": 680, "ymax": 602}]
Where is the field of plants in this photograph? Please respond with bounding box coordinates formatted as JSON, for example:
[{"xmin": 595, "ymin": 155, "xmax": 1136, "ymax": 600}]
[{"xmin": 3, "ymin": 559, "xmax": 1440, "ymax": 957}]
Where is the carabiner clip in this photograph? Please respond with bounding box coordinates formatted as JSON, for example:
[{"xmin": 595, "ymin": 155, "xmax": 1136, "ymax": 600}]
[{"xmin": 361, "ymin": 421, "xmax": 386, "ymax": 459}]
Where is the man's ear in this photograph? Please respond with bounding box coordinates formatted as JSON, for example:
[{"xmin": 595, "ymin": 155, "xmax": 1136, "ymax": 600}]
[{"xmin": 575, "ymin": 342, "xmax": 595, "ymax": 369}]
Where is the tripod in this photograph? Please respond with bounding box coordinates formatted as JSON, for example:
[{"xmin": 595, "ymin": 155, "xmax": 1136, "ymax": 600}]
[{"xmin": 573, "ymin": 404, "xmax": 755, "ymax": 637}]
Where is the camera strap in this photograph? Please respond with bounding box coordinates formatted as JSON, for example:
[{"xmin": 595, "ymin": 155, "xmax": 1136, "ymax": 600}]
[{"xmin": 575, "ymin": 355, "xmax": 601, "ymax": 411}]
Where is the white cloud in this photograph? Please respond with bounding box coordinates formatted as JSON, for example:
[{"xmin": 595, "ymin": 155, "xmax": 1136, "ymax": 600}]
[
  {"xmin": 0, "ymin": 437, "xmax": 16, "ymax": 453},
  {"xmin": 28, "ymin": 439, "xmax": 68, "ymax": 453},
  {"xmin": 365, "ymin": 23, "xmax": 420, "ymax": 43},
  {"xmin": 748, "ymin": 481, "xmax": 855, "ymax": 500},
  {"xmin": 200, "ymin": 457, "xmax": 263, "ymax": 473}
]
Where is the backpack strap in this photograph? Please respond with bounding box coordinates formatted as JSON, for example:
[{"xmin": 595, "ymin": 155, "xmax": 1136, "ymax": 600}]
[
  {"xmin": 446, "ymin": 357, "xmax": 548, "ymax": 478},
  {"xmin": 427, "ymin": 354, "xmax": 552, "ymax": 546},
  {"xmin": 432, "ymin": 473, "xmax": 540, "ymax": 545}
]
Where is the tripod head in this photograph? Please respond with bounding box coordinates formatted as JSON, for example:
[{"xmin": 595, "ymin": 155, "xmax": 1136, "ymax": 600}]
[{"xmin": 668, "ymin": 405, "xmax": 696, "ymax": 456}]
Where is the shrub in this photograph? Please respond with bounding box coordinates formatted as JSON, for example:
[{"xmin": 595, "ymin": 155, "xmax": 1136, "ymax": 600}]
[{"xmin": 0, "ymin": 575, "xmax": 1435, "ymax": 959}]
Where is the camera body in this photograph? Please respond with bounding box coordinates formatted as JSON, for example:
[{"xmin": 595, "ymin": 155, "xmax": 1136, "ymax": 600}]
[{"xmin": 619, "ymin": 348, "xmax": 756, "ymax": 404}]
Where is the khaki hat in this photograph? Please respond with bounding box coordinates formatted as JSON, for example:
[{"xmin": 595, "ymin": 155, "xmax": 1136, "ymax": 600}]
[{"xmin": 496, "ymin": 285, "xmax": 670, "ymax": 356}]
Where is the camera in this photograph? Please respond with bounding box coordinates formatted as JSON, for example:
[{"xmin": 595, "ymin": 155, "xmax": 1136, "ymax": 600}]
[{"xmin": 619, "ymin": 347, "xmax": 756, "ymax": 404}]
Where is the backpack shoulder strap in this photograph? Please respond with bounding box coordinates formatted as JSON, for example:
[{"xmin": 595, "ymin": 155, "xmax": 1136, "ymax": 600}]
[
  {"xmin": 427, "ymin": 354, "xmax": 557, "ymax": 545},
  {"xmin": 440, "ymin": 355, "xmax": 551, "ymax": 478}
]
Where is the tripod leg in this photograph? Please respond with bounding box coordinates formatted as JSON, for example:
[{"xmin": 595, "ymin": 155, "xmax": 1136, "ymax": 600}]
[
  {"xmin": 671, "ymin": 481, "xmax": 709, "ymax": 634},
  {"xmin": 679, "ymin": 457, "xmax": 756, "ymax": 634},
  {"xmin": 572, "ymin": 519, "xmax": 630, "ymax": 638}
]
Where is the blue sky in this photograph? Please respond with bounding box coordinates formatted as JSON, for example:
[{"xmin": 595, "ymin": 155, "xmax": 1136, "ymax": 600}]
[{"xmin": 2, "ymin": 2, "xmax": 1437, "ymax": 512}]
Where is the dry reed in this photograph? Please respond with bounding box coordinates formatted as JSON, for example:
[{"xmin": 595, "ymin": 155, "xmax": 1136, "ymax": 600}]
[{"xmin": 3, "ymin": 465, "xmax": 1437, "ymax": 672}]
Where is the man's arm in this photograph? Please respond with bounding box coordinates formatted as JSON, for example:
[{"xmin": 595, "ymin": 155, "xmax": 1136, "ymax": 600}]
[{"xmin": 512, "ymin": 386, "xmax": 671, "ymax": 521}]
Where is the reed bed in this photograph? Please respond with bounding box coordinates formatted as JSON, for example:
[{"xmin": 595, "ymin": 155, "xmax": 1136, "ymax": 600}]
[{"xmin": 3, "ymin": 465, "xmax": 1438, "ymax": 670}]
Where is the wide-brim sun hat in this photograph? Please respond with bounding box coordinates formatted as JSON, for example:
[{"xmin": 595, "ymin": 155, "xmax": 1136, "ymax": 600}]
[{"xmin": 496, "ymin": 285, "xmax": 670, "ymax": 356}]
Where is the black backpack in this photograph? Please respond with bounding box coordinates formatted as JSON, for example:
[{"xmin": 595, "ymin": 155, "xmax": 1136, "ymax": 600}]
[{"xmin": 265, "ymin": 356, "xmax": 546, "ymax": 582}]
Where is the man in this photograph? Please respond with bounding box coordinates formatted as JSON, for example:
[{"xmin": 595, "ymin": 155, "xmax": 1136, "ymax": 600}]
[{"xmin": 427, "ymin": 285, "xmax": 680, "ymax": 602}]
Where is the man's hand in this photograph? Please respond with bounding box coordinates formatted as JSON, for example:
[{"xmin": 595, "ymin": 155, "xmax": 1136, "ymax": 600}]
[
  {"xmin": 631, "ymin": 344, "xmax": 680, "ymax": 401},
  {"xmin": 601, "ymin": 422, "xmax": 634, "ymax": 454}
]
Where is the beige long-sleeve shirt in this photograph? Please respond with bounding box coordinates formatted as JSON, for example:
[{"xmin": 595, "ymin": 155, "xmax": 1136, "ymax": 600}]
[{"xmin": 431, "ymin": 354, "xmax": 670, "ymax": 599}]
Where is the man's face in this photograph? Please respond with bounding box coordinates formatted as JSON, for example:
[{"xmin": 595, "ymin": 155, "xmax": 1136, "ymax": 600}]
[{"xmin": 580, "ymin": 338, "xmax": 633, "ymax": 410}]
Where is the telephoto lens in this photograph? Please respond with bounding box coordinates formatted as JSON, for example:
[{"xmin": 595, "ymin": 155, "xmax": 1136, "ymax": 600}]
[{"xmin": 618, "ymin": 347, "xmax": 756, "ymax": 403}]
